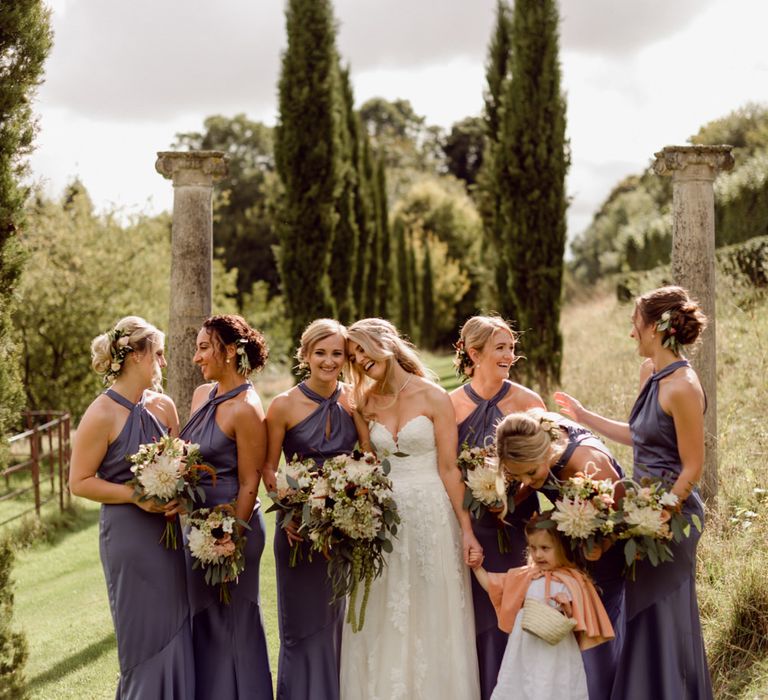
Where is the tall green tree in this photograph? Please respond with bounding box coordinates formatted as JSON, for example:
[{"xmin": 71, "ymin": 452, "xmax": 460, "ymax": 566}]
[
  {"xmin": 352, "ymin": 133, "xmax": 376, "ymax": 315},
  {"xmin": 499, "ymin": 0, "xmax": 569, "ymax": 390},
  {"xmin": 275, "ymin": 0, "xmax": 343, "ymax": 347},
  {"xmin": 0, "ymin": 0, "xmax": 52, "ymax": 440},
  {"xmin": 394, "ymin": 218, "xmax": 413, "ymax": 336},
  {"xmin": 173, "ymin": 115, "xmax": 279, "ymax": 302},
  {"xmin": 420, "ymin": 243, "xmax": 435, "ymax": 349},
  {"xmin": 374, "ymin": 157, "xmax": 392, "ymax": 318},
  {"xmin": 443, "ymin": 116, "xmax": 485, "ymax": 188},
  {"xmin": 330, "ymin": 66, "xmax": 361, "ymax": 324},
  {"xmin": 477, "ymin": 0, "xmax": 512, "ymax": 314},
  {"xmin": 362, "ymin": 145, "xmax": 380, "ymax": 318}
]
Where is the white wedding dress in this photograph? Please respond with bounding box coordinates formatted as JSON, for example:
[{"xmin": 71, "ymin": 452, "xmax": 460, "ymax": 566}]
[{"xmin": 339, "ymin": 415, "xmax": 481, "ymax": 700}]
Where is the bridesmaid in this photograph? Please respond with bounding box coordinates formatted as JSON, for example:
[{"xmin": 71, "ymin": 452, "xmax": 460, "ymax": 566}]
[
  {"xmin": 181, "ymin": 314, "xmax": 273, "ymax": 699},
  {"xmin": 495, "ymin": 409, "xmax": 626, "ymax": 700},
  {"xmin": 262, "ymin": 319, "xmax": 362, "ymax": 700},
  {"xmin": 449, "ymin": 315, "xmax": 544, "ymax": 700},
  {"xmin": 555, "ymin": 285, "xmax": 713, "ymax": 699},
  {"xmin": 70, "ymin": 316, "xmax": 193, "ymax": 698}
]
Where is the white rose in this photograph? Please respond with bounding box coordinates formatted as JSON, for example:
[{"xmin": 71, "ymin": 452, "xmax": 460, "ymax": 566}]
[
  {"xmin": 110, "ymin": 362, "xmax": 121, "ymax": 372},
  {"xmin": 117, "ymin": 336, "xmax": 130, "ymax": 347},
  {"xmin": 659, "ymin": 492, "xmax": 679, "ymax": 508}
]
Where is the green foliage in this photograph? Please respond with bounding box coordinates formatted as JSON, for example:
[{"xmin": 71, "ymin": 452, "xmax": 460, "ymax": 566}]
[
  {"xmin": 571, "ymin": 103, "xmax": 768, "ymax": 283},
  {"xmin": 0, "ymin": 541, "xmax": 29, "ymax": 699},
  {"xmin": 498, "ymin": 0, "xmax": 569, "ymax": 390},
  {"xmin": 374, "ymin": 158, "xmax": 393, "ymax": 318},
  {"xmin": 443, "ymin": 116, "xmax": 484, "ymax": 189},
  {"xmin": 275, "ymin": 0, "xmax": 346, "ymax": 349},
  {"xmin": 420, "ymin": 244, "xmax": 435, "ymax": 349},
  {"xmin": 394, "ymin": 218, "xmax": 413, "ymax": 336},
  {"xmin": 14, "ymin": 188, "xmax": 170, "ymax": 418},
  {"xmin": 240, "ymin": 281, "xmax": 293, "ymax": 365},
  {"xmin": 352, "ymin": 134, "xmax": 376, "ymax": 316},
  {"xmin": 0, "ymin": 0, "xmax": 52, "ymax": 441},
  {"xmin": 173, "ymin": 115, "xmax": 279, "ymax": 302}
]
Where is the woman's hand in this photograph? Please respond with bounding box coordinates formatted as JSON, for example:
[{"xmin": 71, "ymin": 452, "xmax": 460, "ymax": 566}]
[
  {"xmin": 462, "ymin": 529, "xmax": 484, "ymax": 567},
  {"xmin": 260, "ymin": 467, "xmax": 277, "ymax": 493},
  {"xmin": 553, "ymin": 391, "xmax": 586, "ymax": 423},
  {"xmin": 133, "ymin": 495, "xmax": 178, "ymax": 515},
  {"xmin": 283, "ymin": 516, "xmax": 304, "ymax": 545}
]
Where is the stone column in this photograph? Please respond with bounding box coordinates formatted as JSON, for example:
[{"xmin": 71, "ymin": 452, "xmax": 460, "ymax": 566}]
[
  {"xmin": 155, "ymin": 150, "xmax": 227, "ymax": 423},
  {"xmin": 652, "ymin": 145, "xmax": 734, "ymax": 503}
]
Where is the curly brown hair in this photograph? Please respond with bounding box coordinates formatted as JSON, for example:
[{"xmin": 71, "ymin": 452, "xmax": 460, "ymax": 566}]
[{"xmin": 202, "ymin": 315, "xmax": 269, "ymax": 375}]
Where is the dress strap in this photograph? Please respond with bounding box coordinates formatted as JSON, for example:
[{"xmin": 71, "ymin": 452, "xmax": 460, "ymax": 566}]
[
  {"xmin": 463, "ymin": 380, "xmax": 511, "ymax": 408},
  {"xmin": 104, "ymin": 388, "xmax": 137, "ymax": 411},
  {"xmin": 182, "ymin": 383, "xmax": 251, "ymax": 437},
  {"xmin": 297, "ymin": 381, "xmax": 342, "ymax": 405},
  {"xmin": 650, "ymin": 359, "xmax": 690, "ymax": 382}
]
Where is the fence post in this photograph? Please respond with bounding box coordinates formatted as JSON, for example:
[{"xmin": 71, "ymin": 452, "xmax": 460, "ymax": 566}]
[
  {"xmin": 30, "ymin": 424, "xmax": 41, "ymax": 516},
  {"xmin": 64, "ymin": 414, "xmax": 71, "ymax": 508},
  {"xmin": 57, "ymin": 418, "xmax": 64, "ymax": 512},
  {"xmin": 47, "ymin": 415, "xmax": 54, "ymax": 495}
]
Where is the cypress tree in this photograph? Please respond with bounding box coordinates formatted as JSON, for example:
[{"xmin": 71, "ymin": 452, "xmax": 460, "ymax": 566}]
[
  {"xmin": 500, "ymin": 0, "xmax": 569, "ymax": 390},
  {"xmin": 420, "ymin": 241, "xmax": 435, "ymax": 349},
  {"xmin": 407, "ymin": 231, "xmax": 420, "ymax": 344},
  {"xmin": 329, "ymin": 65, "xmax": 359, "ymax": 324},
  {"xmin": 363, "ymin": 150, "xmax": 380, "ymax": 317},
  {"xmin": 477, "ymin": 0, "xmax": 512, "ymax": 314},
  {"xmin": 0, "ymin": 0, "xmax": 51, "ymax": 438},
  {"xmin": 275, "ymin": 0, "xmax": 342, "ymax": 347},
  {"xmin": 374, "ymin": 157, "xmax": 391, "ymax": 318},
  {"xmin": 351, "ymin": 110, "xmax": 376, "ymax": 318},
  {"xmin": 394, "ymin": 218, "xmax": 412, "ymax": 336}
]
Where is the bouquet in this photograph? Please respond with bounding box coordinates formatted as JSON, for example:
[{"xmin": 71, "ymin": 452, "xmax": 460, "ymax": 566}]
[
  {"xmin": 545, "ymin": 469, "xmax": 618, "ymax": 559},
  {"xmin": 186, "ymin": 503, "xmax": 250, "ymax": 604},
  {"xmin": 459, "ymin": 443, "xmax": 514, "ymax": 552},
  {"xmin": 614, "ymin": 478, "xmax": 700, "ymax": 576},
  {"xmin": 127, "ymin": 434, "xmax": 215, "ymax": 548},
  {"xmin": 309, "ymin": 451, "xmax": 400, "ymax": 632},
  {"xmin": 536, "ymin": 469, "xmax": 701, "ymax": 578},
  {"xmin": 265, "ymin": 455, "xmax": 319, "ymax": 566}
]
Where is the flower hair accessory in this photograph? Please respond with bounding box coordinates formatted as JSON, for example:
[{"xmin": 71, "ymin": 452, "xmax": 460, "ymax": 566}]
[
  {"xmin": 655, "ymin": 311, "xmax": 680, "ymax": 355},
  {"xmin": 104, "ymin": 327, "xmax": 134, "ymax": 384},
  {"xmin": 539, "ymin": 416, "xmax": 561, "ymax": 443},
  {"xmin": 235, "ymin": 338, "xmax": 252, "ymax": 375},
  {"xmin": 453, "ymin": 339, "xmax": 472, "ymax": 380}
]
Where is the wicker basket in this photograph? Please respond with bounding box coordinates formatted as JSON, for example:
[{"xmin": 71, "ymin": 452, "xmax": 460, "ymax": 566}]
[{"xmin": 521, "ymin": 597, "xmax": 577, "ymax": 645}]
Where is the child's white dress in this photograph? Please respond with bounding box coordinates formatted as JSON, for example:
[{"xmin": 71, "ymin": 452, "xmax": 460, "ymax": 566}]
[{"xmin": 491, "ymin": 577, "xmax": 589, "ymax": 700}]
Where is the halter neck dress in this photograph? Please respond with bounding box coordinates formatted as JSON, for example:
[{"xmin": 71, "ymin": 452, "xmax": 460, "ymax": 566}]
[
  {"xmin": 458, "ymin": 380, "xmax": 528, "ymax": 700},
  {"xmin": 180, "ymin": 383, "xmax": 273, "ymax": 699},
  {"xmin": 609, "ymin": 360, "xmax": 712, "ymax": 699},
  {"xmin": 275, "ymin": 382, "xmax": 358, "ymax": 700},
  {"xmin": 524, "ymin": 416, "xmax": 627, "ymax": 700},
  {"xmin": 98, "ymin": 388, "xmax": 193, "ymax": 699}
]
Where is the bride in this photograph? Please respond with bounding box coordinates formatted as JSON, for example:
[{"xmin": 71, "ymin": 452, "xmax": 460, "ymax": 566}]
[{"xmin": 340, "ymin": 318, "xmax": 482, "ymax": 699}]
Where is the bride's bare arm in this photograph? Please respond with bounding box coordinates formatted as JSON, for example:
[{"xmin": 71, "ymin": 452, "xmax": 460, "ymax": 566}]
[{"xmin": 432, "ymin": 389, "xmax": 484, "ymax": 563}]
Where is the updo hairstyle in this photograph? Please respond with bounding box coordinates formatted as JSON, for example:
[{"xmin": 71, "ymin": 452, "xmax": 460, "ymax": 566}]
[
  {"xmin": 91, "ymin": 316, "xmax": 164, "ymax": 387},
  {"xmin": 454, "ymin": 315, "xmax": 518, "ymax": 381},
  {"xmin": 202, "ymin": 315, "xmax": 268, "ymax": 376},
  {"xmin": 496, "ymin": 410, "xmax": 564, "ymax": 465},
  {"xmin": 347, "ymin": 318, "xmax": 432, "ymax": 408},
  {"xmin": 295, "ymin": 318, "xmax": 347, "ymax": 373},
  {"xmin": 635, "ymin": 286, "xmax": 708, "ymax": 351}
]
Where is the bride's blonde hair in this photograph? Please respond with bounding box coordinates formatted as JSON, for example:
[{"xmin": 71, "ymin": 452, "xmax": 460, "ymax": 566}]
[{"xmin": 346, "ymin": 318, "xmax": 434, "ymax": 413}]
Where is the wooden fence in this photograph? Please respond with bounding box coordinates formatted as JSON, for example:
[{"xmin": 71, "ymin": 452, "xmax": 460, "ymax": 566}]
[{"xmin": 1, "ymin": 411, "xmax": 72, "ymax": 528}]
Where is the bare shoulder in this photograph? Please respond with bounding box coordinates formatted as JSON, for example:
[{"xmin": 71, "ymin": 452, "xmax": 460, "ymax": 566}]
[
  {"xmin": 144, "ymin": 390, "xmax": 176, "ymax": 414},
  {"xmin": 665, "ymin": 366, "xmax": 703, "ymax": 402},
  {"xmin": 338, "ymin": 382, "xmax": 356, "ymax": 413},
  {"xmin": 78, "ymin": 394, "xmax": 118, "ymax": 433},
  {"xmin": 192, "ymin": 383, "xmax": 215, "ymax": 404},
  {"xmin": 505, "ymin": 382, "xmax": 545, "ymax": 410},
  {"xmin": 238, "ymin": 385, "xmax": 264, "ymax": 416}
]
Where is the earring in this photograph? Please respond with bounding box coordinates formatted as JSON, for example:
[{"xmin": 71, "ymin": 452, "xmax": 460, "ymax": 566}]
[{"xmin": 225, "ymin": 359, "xmax": 231, "ymax": 364}]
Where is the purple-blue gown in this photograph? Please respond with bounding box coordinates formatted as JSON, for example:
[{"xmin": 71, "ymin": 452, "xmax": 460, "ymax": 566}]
[
  {"xmin": 180, "ymin": 383, "xmax": 273, "ymax": 700},
  {"xmin": 458, "ymin": 380, "xmax": 527, "ymax": 700},
  {"xmin": 275, "ymin": 382, "xmax": 357, "ymax": 700},
  {"xmin": 98, "ymin": 388, "xmax": 194, "ymax": 699},
  {"xmin": 609, "ymin": 360, "xmax": 713, "ymax": 699}
]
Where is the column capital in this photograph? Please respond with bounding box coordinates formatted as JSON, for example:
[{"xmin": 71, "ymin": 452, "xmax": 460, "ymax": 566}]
[
  {"xmin": 155, "ymin": 150, "xmax": 228, "ymax": 186},
  {"xmin": 652, "ymin": 145, "xmax": 734, "ymax": 180}
]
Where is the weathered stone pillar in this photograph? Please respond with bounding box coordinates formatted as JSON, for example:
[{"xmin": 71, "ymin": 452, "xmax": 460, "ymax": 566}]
[
  {"xmin": 652, "ymin": 145, "xmax": 734, "ymax": 503},
  {"xmin": 155, "ymin": 150, "xmax": 227, "ymax": 423}
]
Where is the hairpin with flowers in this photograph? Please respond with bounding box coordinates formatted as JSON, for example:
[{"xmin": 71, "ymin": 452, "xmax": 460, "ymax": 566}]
[
  {"xmin": 235, "ymin": 338, "xmax": 252, "ymax": 375},
  {"xmin": 655, "ymin": 311, "xmax": 681, "ymax": 355},
  {"xmin": 104, "ymin": 327, "xmax": 134, "ymax": 384},
  {"xmin": 453, "ymin": 339, "xmax": 472, "ymax": 380},
  {"xmin": 539, "ymin": 416, "xmax": 562, "ymax": 443}
]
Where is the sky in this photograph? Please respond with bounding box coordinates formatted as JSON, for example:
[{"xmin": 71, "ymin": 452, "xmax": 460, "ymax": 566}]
[{"xmin": 28, "ymin": 0, "xmax": 768, "ymax": 241}]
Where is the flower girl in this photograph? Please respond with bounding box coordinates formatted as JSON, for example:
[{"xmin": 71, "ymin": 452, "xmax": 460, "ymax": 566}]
[{"xmin": 470, "ymin": 517, "xmax": 614, "ymax": 700}]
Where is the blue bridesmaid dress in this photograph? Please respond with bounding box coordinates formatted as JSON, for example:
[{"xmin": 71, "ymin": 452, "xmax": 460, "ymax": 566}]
[
  {"xmin": 458, "ymin": 380, "xmax": 528, "ymax": 700},
  {"xmin": 610, "ymin": 360, "xmax": 713, "ymax": 699},
  {"xmin": 98, "ymin": 388, "xmax": 194, "ymax": 699},
  {"xmin": 544, "ymin": 417, "xmax": 626, "ymax": 700},
  {"xmin": 275, "ymin": 382, "xmax": 358, "ymax": 700},
  {"xmin": 180, "ymin": 383, "xmax": 273, "ymax": 700}
]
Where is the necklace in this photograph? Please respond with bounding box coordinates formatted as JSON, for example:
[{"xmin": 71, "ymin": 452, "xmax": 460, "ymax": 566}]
[{"xmin": 398, "ymin": 375, "xmax": 412, "ymax": 393}]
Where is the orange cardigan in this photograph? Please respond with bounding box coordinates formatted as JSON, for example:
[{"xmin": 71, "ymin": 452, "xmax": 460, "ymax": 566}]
[{"xmin": 486, "ymin": 565, "xmax": 615, "ymax": 651}]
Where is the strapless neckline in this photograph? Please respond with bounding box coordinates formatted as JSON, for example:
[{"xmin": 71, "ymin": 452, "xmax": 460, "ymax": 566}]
[{"xmin": 370, "ymin": 414, "xmax": 432, "ymax": 447}]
